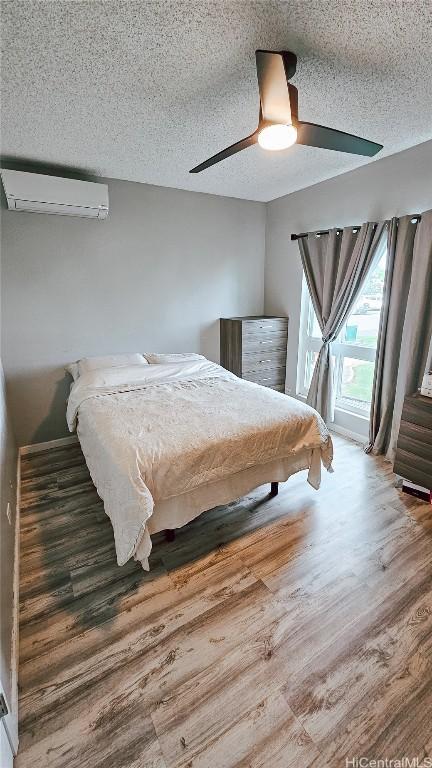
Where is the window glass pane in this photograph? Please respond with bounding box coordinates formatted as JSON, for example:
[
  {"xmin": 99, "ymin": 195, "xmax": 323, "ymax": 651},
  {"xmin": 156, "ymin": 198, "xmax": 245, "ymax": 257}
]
[
  {"xmin": 340, "ymin": 242, "xmax": 387, "ymax": 349},
  {"xmin": 304, "ymin": 349, "xmax": 319, "ymax": 390},
  {"xmin": 342, "ymin": 309, "xmax": 381, "ymax": 348},
  {"xmin": 339, "ymin": 358, "xmax": 375, "ymax": 407},
  {"xmin": 311, "ymin": 310, "xmax": 321, "ymax": 339}
]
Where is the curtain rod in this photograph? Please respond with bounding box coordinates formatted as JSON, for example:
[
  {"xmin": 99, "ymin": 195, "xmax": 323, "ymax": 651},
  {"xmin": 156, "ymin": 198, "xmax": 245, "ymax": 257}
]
[
  {"xmin": 290, "ymin": 215, "xmax": 421, "ymax": 241},
  {"xmin": 291, "ymin": 228, "xmax": 360, "ymax": 241}
]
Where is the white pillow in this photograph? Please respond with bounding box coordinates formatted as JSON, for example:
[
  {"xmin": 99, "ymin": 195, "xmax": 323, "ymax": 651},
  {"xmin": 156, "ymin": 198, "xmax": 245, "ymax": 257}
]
[
  {"xmin": 78, "ymin": 353, "xmax": 148, "ymax": 377},
  {"xmin": 77, "ymin": 364, "xmax": 154, "ymax": 389},
  {"xmin": 144, "ymin": 353, "xmax": 205, "ymax": 364}
]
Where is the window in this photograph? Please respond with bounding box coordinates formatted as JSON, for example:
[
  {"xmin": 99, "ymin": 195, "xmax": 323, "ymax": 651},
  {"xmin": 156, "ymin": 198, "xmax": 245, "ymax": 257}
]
[{"xmin": 297, "ymin": 234, "xmax": 387, "ymax": 419}]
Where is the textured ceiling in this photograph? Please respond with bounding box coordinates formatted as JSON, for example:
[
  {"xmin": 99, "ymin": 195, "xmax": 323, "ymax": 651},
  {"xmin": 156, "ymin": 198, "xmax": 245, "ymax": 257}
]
[{"xmin": 1, "ymin": 0, "xmax": 432, "ymax": 202}]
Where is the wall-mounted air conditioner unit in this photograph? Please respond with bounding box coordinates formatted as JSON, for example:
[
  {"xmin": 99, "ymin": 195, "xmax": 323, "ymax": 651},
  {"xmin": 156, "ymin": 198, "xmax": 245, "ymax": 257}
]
[{"xmin": 0, "ymin": 170, "xmax": 109, "ymax": 219}]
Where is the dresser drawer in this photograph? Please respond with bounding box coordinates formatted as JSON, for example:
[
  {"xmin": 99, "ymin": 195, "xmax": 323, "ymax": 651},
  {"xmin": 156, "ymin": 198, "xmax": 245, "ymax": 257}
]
[
  {"xmin": 243, "ymin": 368, "xmax": 286, "ymax": 387},
  {"xmin": 242, "ymin": 331, "xmax": 287, "ymax": 352},
  {"xmin": 242, "ymin": 318, "xmax": 287, "ymax": 336},
  {"xmin": 242, "ymin": 350, "xmax": 286, "ymax": 373},
  {"xmin": 401, "ymin": 395, "xmax": 432, "ymax": 431}
]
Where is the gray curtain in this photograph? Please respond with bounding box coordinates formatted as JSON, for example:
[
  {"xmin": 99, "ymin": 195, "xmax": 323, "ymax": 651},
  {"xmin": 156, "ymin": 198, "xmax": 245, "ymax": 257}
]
[
  {"xmin": 384, "ymin": 210, "xmax": 432, "ymax": 461},
  {"xmin": 367, "ymin": 216, "xmax": 418, "ymax": 454},
  {"xmin": 299, "ymin": 222, "xmax": 385, "ymax": 423}
]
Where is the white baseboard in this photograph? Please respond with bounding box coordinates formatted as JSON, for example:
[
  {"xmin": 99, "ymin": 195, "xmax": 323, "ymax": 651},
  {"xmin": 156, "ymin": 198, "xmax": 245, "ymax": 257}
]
[
  {"xmin": 329, "ymin": 423, "xmax": 367, "ymax": 446},
  {"xmin": 0, "ymin": 724, "xmax": 14, "ymax": 767},
  {"xmin": 9, "ymin": 458, "xmax": 20, "ymax": 754},
  {"xmin": 20, "ymin": 434, "xmax": 78, "ymax": 456},
  {"xmin": 0, "ymin": 456, "xmax": 21, "ymax": 756}
]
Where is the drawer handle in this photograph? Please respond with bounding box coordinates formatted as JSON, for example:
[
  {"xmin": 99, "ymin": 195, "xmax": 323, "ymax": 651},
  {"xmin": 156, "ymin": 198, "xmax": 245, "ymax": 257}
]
[
  {"xmin": 260, "ymin": 325, "xmax": 273, "ymax": 329},
  {"xmin": 259, "ymin": 359, "xmax": 272, "ymax": 364},
  {"xmin": 259, "ymin": 340, "xmax": 273, "ymax": 344}
]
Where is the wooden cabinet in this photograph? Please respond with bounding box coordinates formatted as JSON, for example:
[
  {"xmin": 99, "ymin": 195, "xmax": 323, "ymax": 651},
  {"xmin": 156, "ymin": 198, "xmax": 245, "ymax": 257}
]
[
  {"xmin": 394, "ymin": 393, "xmax": 432, "ymax": 489},
  {"xmin": 220, "ymin": 316, "xmax": 288, "ymax": 392}
]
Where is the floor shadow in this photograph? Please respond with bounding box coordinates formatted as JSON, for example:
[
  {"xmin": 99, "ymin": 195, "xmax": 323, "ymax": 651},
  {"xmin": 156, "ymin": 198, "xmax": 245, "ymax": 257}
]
[
  {"xmin": 31, "ymin": 372, "xmax": 73, "ymax": 444},
  {"xmin": 152, "ymin": 487, "xmax": 310, "ymax": 573},
  {"xmin": 23, "ymin": 439, "xmax": 308, "ymax": 640}
]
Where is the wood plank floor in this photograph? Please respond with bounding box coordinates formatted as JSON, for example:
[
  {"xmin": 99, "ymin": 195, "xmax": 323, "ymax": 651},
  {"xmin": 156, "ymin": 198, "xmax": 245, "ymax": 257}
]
[{"xmin": 16, "ymin": 435, "xmax": 432, "ymax": 768}]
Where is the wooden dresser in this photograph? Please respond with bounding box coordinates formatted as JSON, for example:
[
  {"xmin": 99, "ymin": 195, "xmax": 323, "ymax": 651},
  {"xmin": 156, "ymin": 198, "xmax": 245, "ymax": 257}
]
[
  {"xmin": 220, "ymin": 316, "xmax": 288, "ymax": 392},
  {"xmin": 394, "ymin": 392, "xmax": 432, "ymax": 489}
]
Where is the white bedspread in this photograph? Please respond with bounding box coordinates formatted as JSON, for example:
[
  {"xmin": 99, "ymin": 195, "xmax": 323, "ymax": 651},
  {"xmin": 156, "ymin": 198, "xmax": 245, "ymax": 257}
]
[{"xmin": 67, "ymin": 361, "xmax": 333, "ymax": 569}]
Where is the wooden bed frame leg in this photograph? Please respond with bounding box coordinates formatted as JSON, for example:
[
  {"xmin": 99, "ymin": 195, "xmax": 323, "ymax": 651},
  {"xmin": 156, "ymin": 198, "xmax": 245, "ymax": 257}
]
[
  {"xmin": 270, "ymin": 482, "xmax": 279, "ymax": 498},
  {"xmin": 165, "ymin": 529, "xmax": 176, "ymax": 542}
]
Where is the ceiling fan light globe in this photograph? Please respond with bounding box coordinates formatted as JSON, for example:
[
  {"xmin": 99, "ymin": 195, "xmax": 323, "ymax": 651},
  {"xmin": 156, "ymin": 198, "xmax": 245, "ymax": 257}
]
[{"xmin": 257, "ymin": 124, "xmax": 297, "ymax": 151}]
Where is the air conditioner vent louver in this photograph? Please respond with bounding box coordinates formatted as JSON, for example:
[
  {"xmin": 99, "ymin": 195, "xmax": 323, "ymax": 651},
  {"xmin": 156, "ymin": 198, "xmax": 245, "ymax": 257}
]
[{"xmin": 1, "ymin": 170, "xmax": 109, "ymax": 219}]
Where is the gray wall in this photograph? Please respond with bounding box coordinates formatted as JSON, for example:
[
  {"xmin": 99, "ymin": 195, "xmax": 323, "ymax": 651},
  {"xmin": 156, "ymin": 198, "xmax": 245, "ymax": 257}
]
[
  {"xmin": 3, "ymin": 141, "xmax": 432, "ymax": 445},
  {"xmin": 0, "ymin": 359, "xmax": 17, "ymax": 726},
  {"xmin": 264, "ymin": 139, "xmax": 432, "ymax": 395},
  {"xmin": 1, "ymin": 180, "xmax": 266, "ymax": 445}
]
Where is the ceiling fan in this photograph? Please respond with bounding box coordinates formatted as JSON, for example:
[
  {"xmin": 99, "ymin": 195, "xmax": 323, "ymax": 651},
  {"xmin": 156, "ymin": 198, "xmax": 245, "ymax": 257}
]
[{"xmin": 190, "ymin": 50, "xmax": 383, "ymax": 173}]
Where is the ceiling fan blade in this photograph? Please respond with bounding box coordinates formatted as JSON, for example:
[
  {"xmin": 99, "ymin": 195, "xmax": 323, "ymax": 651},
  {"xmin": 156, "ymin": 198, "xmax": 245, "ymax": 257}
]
[
  {"xmin": 296, "ymin": 121, "xmax": 383, "ymax": 156},
  {"xmin": 189, "ymin": 131, "xmax": 258, "ymax": 173},
  {"xmin": 255, "ymin": 50, "xmax": 297, "ymax": 125}
]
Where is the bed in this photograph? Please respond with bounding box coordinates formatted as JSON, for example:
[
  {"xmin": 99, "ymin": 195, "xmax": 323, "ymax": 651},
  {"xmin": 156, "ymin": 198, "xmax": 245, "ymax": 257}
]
[{"xmin": 67, "ymin": 357, "xmax": 333, "ymax": 570}]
